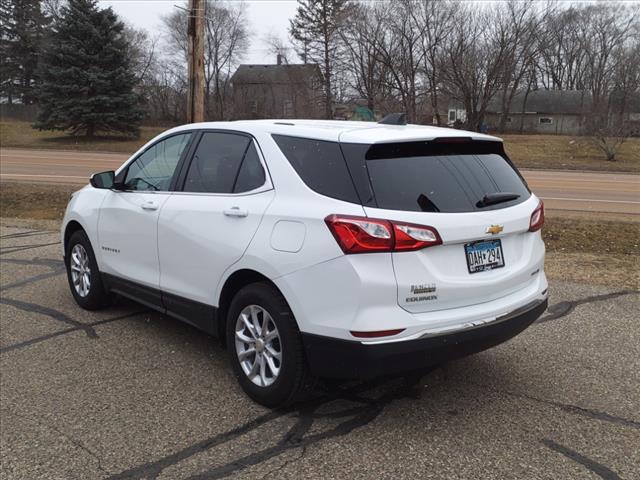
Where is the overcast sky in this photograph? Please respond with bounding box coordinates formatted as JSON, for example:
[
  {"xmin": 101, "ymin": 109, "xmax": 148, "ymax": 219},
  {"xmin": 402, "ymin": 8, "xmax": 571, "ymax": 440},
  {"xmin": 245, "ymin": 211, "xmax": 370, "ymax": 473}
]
[{"xmin": 99, "ymin": 0, "xmax": 299, "ymax": 65}]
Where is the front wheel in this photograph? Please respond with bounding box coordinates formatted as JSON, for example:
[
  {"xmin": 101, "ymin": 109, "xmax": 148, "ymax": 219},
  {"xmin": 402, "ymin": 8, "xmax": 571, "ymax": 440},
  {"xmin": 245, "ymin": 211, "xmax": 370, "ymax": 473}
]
[
  {"xmin": 65, "ymin": 230, "xmax": 110, "ymax": 310},
  {"xmin": 226, "ymin": 282, "xmax": 312, "ymax": 407}
]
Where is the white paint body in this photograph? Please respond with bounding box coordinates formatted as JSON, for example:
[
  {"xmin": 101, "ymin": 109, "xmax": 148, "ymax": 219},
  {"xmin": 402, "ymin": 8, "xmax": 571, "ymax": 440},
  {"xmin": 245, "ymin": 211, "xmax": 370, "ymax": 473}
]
[{"xmin": 62, "ymin": 120, "xmax": 548, "ymax": 344}]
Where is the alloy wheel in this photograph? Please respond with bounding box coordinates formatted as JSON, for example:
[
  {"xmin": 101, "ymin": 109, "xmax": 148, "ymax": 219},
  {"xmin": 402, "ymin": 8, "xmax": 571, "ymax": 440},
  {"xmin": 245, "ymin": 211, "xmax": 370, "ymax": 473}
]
[
  {"xmin": 234, "ymin": 305, "xmax": 282, "ymax": 387},
  {"xmin": 70, "ymin": 244, "xmax": 91, "ymax": 297}
]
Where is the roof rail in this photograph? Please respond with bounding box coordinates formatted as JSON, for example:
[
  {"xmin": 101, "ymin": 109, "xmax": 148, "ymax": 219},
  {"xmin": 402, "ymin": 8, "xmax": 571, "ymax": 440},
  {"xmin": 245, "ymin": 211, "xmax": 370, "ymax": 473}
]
[{"xmin": 378, "ymin": 113, "xmax": 407, "ymax": 125}]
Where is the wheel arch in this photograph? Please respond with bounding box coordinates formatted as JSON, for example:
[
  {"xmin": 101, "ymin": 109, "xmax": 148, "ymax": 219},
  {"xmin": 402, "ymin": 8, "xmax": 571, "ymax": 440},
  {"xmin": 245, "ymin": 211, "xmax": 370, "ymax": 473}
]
[
  {"xmin": 216, "ymin": 269, "xmax": 284, "ymax": 345},
  {"xmin": 63, "ymin": 220, "xmax": 86, "ymax": 253}
]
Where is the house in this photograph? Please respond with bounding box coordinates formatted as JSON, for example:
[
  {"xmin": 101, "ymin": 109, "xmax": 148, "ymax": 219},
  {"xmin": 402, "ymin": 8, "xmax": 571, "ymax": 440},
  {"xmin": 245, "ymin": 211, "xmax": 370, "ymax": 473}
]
[
  {"xmin": 230, "ymin": 59, "xmax": 324, "ymax": 120},
  {"xmin": 448, "ymin": 90, "xmax": 595, "ymax": 134}
]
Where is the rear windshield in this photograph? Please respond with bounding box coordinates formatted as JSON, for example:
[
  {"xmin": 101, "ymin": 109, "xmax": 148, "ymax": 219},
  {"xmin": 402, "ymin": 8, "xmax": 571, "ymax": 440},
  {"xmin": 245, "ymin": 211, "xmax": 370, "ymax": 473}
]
[{"xmin": 342, "ymin": 140, "xmax": 531, "ymax": 213}]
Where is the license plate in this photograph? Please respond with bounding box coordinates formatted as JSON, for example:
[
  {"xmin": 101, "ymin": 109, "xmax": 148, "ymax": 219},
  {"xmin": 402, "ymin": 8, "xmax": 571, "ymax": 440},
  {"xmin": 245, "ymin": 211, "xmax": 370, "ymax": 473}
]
[{"xmin": 464, "ymin": 239, "xmax": 505, "ymax": 274}]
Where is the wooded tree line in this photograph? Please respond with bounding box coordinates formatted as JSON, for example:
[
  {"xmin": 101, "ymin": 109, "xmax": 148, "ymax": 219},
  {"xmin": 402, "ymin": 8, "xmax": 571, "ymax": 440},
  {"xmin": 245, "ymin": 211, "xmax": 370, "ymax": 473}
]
[
  {"xmin": 1, "ymin": 0, "xmax": 638, "ymax": 137},
  {"xmin": 293, "ymin": 0, "xmax": 639, "ymax": 133}
]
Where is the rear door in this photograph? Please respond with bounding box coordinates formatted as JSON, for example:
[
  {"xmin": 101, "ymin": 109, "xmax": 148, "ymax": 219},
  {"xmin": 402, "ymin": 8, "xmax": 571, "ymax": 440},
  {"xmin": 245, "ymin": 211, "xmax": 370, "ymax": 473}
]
[
  {"xmin": 158, "ymin": 131, "xmax": 274, "ymax": 312},
  {"xmin": 341, "ymin": 140, "xmax": 542, "ymax": 314}
]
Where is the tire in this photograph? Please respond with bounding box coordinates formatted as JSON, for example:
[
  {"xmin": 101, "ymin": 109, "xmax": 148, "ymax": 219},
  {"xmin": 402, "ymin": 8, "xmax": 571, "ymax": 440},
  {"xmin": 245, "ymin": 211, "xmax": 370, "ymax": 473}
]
[
  {"xmin": 226, "ymin": 282, "xmax": 312, "ymax": 408},
  {"xmin": 65, "ymin": 230, "xmax": 110, "ymax": 310}
]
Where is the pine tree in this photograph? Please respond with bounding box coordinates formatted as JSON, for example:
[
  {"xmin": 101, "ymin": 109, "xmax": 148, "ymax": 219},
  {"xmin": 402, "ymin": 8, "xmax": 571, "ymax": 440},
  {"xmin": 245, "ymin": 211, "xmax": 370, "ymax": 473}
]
[
  {"xmin": 289, "ymin": 0, "xmax": 351, "ymax": 119},
  {"xmin": 0, "ymin": 0, "xmax": 48, "ymax": 104},
  {"xmin": 35, "ymin": 0, "xmax": 143, "ymax": 137}
]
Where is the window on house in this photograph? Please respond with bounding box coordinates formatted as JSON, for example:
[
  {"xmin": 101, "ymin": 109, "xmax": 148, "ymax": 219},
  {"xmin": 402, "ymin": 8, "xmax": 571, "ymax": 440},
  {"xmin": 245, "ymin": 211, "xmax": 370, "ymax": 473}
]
[
  {"xmin": 506, "ymin": 117, "xmax": 512, "ymax": 124},
  {"xmin": 539, "ymin": 117, "xmax": 553, "ymax": 125},
  {"xmin": 448, "ymin": 110, "xmax": 456, "ymax": 122},
  {"xmin": 283, "ymin": 100, "xmax": 293, "ymax": 117}
]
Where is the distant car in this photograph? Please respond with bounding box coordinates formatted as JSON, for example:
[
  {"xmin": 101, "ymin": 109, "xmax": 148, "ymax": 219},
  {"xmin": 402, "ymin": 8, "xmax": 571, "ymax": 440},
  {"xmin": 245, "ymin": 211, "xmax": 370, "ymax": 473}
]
[{"xmin": 62, "ymin": 119, "xmax": 548, "ymax": 407}]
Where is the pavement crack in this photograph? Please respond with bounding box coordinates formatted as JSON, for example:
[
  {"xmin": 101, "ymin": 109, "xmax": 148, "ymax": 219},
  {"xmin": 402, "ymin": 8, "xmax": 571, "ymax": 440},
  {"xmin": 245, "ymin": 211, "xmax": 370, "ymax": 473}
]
[
  {"xmin": 0, "ymin": 296, "xmax": 99, "ymax": 338},
  {"xmin": 259, "ymin": 445, "xmax": 306, "ymax": 480},
  {"xmin": 1, "ymin": 269, "xmax": 66, "ymax": 292},
  {"xmin": 494, "ymin": 387, "xmax": 640, "ymax": 430},
  {"xmin": 107, "ymin": 378, "xmax": 417, "ymax": 480},
  {"xmin": 0, "ymin": 310, "xmax": 145, "ymax": 354},
  {"xmin": 0, "ymin": 257, "xmax": 66, "ymax": 292},
  {"xmin": 537, "ymin": 290, "xmax": 638, "ymax": 324},
  {"xmin": 541, "ymin": 438, "xmax": 621, "ymax": 480},
  {"xmin": 0, "ymin": 241, "xmax": 61, "ymax": 255},
  {"xmin": 0, "ymin": 229, "xmax": 54, "ymax": 239},
  {"xmin": 3, "ymin": 408, "xmax": 112, "ymax": 475}
]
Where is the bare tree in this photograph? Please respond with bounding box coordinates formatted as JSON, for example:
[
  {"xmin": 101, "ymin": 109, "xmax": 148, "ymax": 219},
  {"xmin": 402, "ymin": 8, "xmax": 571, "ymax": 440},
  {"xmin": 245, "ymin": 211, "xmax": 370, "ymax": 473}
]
[
  {"xmin": 535, "ymin": 5, "xmax": 587, "ymax": 90},
  {"xmin": 494, "ymin": 1, "xmax": 542, "ymax": 132},
  {"xmin": 587, "ymin": 123, "xmax": 630, "ymax": 162},
  {"xmin": 204, "ymin": 1, "xmax": 248, "ymax": 119},
  {"xmin": 264, "ymin": 32, "xmax": 292, "ymax": 64},
  {"xmin": 123, "ymin": 25, "xmax": 157, "ymax": 86},
  {"xmin": 411, "ymin": 0, "xmax": 457, "ymax": 125},
  {"xmin": 439, "ymin": 4, "xmax": 510, "ymax": 131},
  {"xmin": 577, "ymin": 3, "xmax": 636, "ymax": 113},
  {"xmin": 337, "ymin": 2, "xmax": 389, "ymax": 113},
  {"xmin": 372, "ymin": 0, "xmax": 426, "ymax": 122}
]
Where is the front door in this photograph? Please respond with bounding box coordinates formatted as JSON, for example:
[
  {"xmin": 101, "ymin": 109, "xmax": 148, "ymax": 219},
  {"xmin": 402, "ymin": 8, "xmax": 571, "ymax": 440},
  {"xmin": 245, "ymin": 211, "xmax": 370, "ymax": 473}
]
[{"xmin": 98, "ymin": 132, "xmax": 193, "ymax": 297}]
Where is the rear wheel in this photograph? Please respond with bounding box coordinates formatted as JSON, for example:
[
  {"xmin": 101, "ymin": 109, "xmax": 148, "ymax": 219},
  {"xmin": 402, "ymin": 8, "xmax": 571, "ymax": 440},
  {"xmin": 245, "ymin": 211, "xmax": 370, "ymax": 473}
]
[
  {"xmin": 65, "ymin": 230, "xmax": 110, "ymax": 310},
  {"xmin": 226, "ymin": 282, "xmax": 311, "ymax": 407}
]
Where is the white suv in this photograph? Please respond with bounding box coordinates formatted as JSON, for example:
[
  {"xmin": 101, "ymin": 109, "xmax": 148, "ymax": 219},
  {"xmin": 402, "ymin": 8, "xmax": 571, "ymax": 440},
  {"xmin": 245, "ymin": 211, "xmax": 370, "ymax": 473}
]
[{"xmin": 62, "ymin": 119, "xmax": 548, "ymax": 407}]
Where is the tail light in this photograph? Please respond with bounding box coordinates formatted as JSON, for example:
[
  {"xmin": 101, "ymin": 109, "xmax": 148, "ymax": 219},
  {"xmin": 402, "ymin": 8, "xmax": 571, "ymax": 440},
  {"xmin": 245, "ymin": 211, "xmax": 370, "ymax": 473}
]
[
  {"xmin": 529, "ymin": 201, "xmax": 545, "ymax": 232},
  {"xmin": 325, "ymin": 214, "xmax": 442, "ymax": 254}
]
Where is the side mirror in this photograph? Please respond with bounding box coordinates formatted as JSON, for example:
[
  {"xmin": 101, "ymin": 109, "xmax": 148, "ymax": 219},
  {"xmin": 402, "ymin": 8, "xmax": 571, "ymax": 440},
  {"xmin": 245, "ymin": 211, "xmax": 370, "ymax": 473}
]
[{"xmin": 90, "ymin": 170, "xmax": 117, "ymax": 189}]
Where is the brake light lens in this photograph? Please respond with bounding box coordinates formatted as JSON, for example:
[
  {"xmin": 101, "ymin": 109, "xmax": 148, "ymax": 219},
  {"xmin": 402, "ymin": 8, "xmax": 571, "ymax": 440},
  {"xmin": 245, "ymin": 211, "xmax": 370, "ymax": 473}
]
[
  {"xmin": 529, "ymin": 201, "xmax": 545, "ymax": 232},
  {"xmin": 325, "ymin": 215, "xmax": 442, "ymax": 254}
]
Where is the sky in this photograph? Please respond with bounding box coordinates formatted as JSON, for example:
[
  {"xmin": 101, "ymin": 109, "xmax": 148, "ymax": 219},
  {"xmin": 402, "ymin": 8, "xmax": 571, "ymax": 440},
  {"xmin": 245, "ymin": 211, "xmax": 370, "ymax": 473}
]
[{"xmin": 99, "ymin": 0, "xmax": 299, "ymax": 65}]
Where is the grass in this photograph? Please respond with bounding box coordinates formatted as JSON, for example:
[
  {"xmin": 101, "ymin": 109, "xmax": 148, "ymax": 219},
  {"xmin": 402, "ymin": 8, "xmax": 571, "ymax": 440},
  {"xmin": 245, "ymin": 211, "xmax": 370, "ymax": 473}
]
[
  {"xmin": 502, "ymin": 133, "xmax": 640, "ymax": 173},
  {"xmin": 0, "ymin": 121, "xmax": 166, "ymax": 153},
  {"xmin": 542, "ymin": 216, "xmax": 639, "ymax": 289},
  {"xmin": 0, "ymin": 182, "xmax": 75, "ymax": 220},
  {"xmin": 1, "ymin": 120, "xmax": 639, "ymax": 172},
  {"xmin": 1, "ymin": 181, "xmax": 638, "ymax": 289}
]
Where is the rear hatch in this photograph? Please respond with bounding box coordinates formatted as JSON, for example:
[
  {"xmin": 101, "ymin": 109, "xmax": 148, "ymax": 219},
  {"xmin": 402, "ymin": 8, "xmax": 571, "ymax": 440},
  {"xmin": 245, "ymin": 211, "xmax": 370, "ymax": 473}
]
[{"xmin": 341, "ymin": 139, "xmax": 542, "ymax": 313}]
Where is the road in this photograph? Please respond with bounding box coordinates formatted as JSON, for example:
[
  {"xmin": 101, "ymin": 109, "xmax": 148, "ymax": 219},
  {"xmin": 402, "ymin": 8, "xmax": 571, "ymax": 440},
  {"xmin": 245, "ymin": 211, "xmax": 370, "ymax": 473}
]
[
  {"xmin": 1, "ymin": 147, "xmax": 638, "ymax": 214},
  {"xmin": 1, "ymin": 223, "xmax": 639, "ymax": 479}
]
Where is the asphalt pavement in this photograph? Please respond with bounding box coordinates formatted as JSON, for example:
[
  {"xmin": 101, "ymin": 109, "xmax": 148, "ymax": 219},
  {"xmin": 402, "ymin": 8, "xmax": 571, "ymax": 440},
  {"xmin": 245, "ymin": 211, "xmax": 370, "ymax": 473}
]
[
  {"xmin": 1, "ymin": 223, "xmax": 639, "ymax": 479},
  {"xmin": 1, "ymin": 148, "xmax": 639, "ymax": 214}
]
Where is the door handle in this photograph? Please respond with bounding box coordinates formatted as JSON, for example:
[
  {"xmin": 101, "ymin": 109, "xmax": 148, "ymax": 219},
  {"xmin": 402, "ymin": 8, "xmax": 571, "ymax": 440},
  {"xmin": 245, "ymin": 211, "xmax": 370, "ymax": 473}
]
[
  {"xmin": 141, "ymin": 201, "xmax": 158, "ymax": 211},
  {"xmin": 223, "ymin": 207, "xmax": 248, "ymax": 218}
]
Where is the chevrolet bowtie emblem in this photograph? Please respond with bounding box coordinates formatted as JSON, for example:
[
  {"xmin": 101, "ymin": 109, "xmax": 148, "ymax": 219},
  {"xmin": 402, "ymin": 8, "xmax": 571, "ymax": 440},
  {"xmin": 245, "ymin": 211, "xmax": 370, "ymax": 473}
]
[{"xmin": 486, "ymin": 224, "xmax": 504, "ymax": 235}]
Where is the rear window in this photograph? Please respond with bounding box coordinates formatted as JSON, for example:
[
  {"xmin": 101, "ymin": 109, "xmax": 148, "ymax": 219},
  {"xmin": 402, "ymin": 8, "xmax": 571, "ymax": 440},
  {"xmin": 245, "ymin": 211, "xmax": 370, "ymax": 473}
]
[
  {"xmin": 342, "ymin": 140, "xmax": 531, "ymax": 213},
  {"xmin": 272, "ymin": 135, "xmax": 359, "ymax": 203}
]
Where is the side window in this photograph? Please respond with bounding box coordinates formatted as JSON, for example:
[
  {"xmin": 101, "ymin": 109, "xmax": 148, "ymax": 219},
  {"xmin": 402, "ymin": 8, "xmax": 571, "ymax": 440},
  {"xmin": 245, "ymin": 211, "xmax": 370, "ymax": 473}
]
[
  {"xmin": 124, "ymin": 133, "xmax": 191, "ymax": 191},
  {"xmin": 234, "ymin": 142, "xmax": 266, "ymax": 193},
  {"xmin": 183, "ymin": 132, "xmax": 257, "ymax": 194},
  {"xmin": 272, "ymin": 135, "xmax": 359, "ymax": 204}
]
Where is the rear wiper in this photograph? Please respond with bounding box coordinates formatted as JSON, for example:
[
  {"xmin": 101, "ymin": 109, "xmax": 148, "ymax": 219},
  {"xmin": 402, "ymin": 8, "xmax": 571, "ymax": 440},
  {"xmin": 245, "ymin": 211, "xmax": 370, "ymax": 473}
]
[
  {"xmin": 476, "ymin": 192, "xmax": 520, "ymax": 208},
  {"xmin": 417, "ymin": 194, "xmax": 440, "ymax": 212}
]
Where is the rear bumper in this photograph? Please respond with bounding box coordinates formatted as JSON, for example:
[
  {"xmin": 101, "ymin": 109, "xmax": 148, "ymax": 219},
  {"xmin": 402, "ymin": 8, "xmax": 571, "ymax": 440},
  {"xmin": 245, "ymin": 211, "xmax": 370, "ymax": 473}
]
[{"xmin": 302, "ymin": 298, "xmax": 547, "ymax": 379}]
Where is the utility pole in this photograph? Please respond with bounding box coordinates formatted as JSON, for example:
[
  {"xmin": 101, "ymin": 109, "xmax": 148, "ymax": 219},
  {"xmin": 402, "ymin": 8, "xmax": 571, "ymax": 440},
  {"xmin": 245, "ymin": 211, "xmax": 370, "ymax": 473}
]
[{"xmin": 186, "ymin": 0, "xmax": 205, "ymax": 123}]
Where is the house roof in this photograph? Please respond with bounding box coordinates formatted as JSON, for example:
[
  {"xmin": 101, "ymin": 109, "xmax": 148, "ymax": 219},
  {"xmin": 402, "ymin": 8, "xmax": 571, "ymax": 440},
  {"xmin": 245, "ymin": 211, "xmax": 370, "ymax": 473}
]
[
  {"xmin": 487, "ymin": 90, "xmax": 593, "ymax": 115},
  {"xmin": 230, "ymin": 64, "xmax": 322, "ymax": 85}
]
